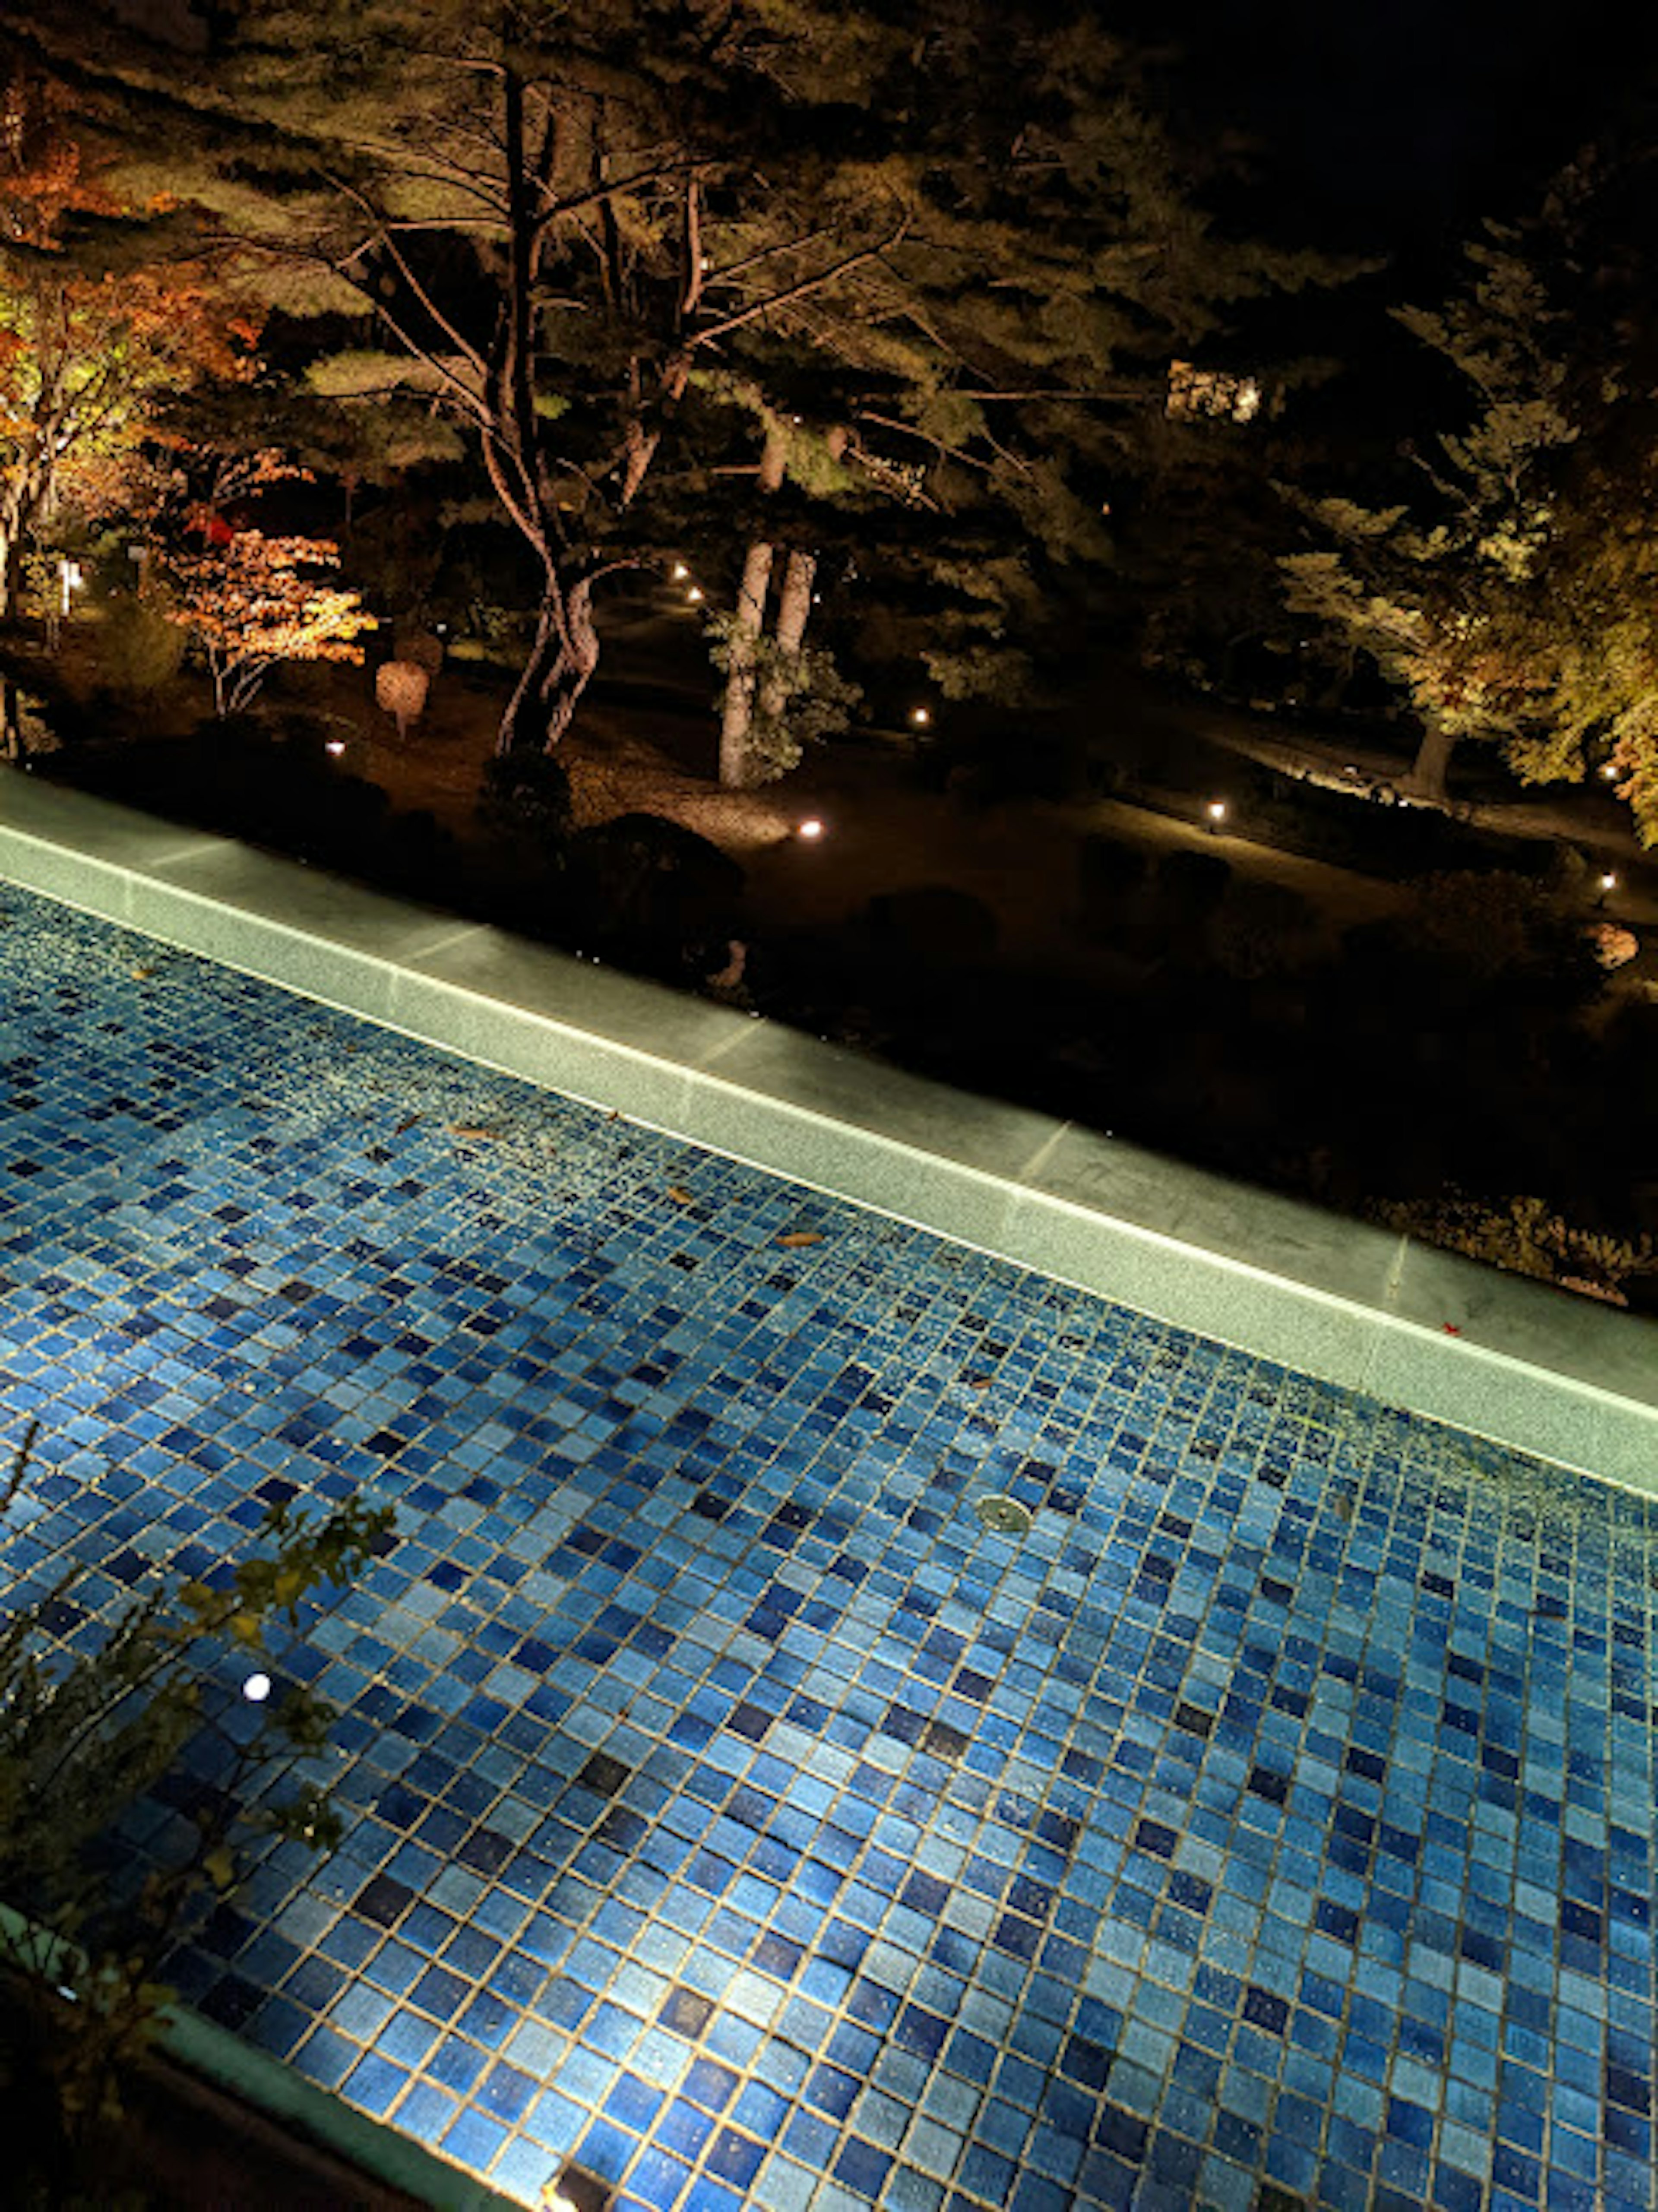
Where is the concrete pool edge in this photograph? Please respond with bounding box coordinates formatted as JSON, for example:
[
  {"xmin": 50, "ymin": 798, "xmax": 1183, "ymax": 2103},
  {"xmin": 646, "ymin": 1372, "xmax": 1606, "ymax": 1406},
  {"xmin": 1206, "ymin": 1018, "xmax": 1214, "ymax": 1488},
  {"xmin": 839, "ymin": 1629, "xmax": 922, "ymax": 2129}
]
[{"xmin": 4, "ymin": 766, "xmax": 1655, "ymax": 1494}]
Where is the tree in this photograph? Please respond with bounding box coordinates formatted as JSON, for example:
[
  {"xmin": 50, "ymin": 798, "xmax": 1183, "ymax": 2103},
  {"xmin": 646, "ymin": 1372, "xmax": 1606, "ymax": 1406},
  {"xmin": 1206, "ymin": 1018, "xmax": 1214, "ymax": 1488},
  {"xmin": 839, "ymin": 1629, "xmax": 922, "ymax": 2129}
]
[
  {"xmin": 0, "ymin": 1423, "xmax": 393, "ymax": 2201},
  {"xmin": 1280, "ymin": 151, "xmax": 1658, "ymax": 845},
  {"xmin": 36, "ymin": 1, "xmax": 1345, "ymax": 774},
  {"xmin": 0, "ymin": 66, "xmax": 254, "ymax": 619},
  {"xmin": 157, "ymin": 448, "xmax": 376, "ymax": 715},
  {"xmin": 1279, "ymin": 221, "xmax": 1582, "ymax": 801}
]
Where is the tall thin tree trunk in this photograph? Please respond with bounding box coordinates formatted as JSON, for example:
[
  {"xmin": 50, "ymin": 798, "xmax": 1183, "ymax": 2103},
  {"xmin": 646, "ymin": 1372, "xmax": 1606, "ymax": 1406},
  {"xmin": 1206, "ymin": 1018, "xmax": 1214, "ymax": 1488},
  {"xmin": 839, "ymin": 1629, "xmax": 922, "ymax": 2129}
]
[
  {"xmin": 0, "ymin": 672, "xmax": 22, "ymax": 760},
  {"xmin": 1405, "ymin": 718, "xmax": 1455, "ymax": 802},
  {"xmin": 756, "ymin": 549, "xmax": 817, "ymax": 728},
  {"xmin": 718, "ymin": 422, "xmax": 791, "ymax": 788},
  {"xmin": 718, "ymin": 539, "xmax": 775, "ymax": 788}
]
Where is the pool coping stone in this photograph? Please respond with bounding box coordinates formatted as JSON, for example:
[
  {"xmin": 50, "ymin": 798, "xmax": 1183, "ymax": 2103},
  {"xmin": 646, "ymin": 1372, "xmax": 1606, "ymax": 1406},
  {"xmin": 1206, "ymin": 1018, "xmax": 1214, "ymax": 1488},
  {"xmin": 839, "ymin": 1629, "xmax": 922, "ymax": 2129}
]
[{"xmin": 4, "ymin": 765, "xmax": 1655, "ymax": 1495}]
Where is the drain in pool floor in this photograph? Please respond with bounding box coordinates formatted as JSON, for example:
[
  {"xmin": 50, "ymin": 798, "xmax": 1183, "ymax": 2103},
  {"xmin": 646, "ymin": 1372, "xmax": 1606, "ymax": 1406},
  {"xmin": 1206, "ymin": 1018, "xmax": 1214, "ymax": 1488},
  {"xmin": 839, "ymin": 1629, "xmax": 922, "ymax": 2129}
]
[{"xmin": 973, "ymin": 1492, "xmax": 1032, "ymax": 1535}]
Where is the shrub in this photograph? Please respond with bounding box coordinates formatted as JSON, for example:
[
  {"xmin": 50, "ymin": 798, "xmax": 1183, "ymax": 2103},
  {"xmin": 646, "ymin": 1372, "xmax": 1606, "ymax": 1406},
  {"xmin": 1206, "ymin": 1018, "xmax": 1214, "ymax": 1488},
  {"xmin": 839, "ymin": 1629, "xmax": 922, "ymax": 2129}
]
[
  {"xmin": 95, "ymin": 594, "xmax": 186, "ymax": 696},
  {"xmin": 864, "ymin": 885, "xmax": 998, "ymax": 970},
  {"xmin": 477, "ymin": 752, "xmax": 573, "ymax": 851},
  {"xmin": 1157, "ymin": 847, "xmax": 1232, "ymax": 915},
  {"xmin": 568, "ymin": 813, "xmax": 745, "ymax": 968},
  {"xmin": 1212, "ymin": 877, "xmax": 1317, "ymax": 979},
  {"xmin": 391, "ymin": 627, "xmax": 445, "ymax": 676},
  {"xmin": 1370, "ymin": 1193, "xmax": 1656, "ymax": 1303},
  {"xmin": 374, "ymin": 658, "xmax": 430, "ymax": 740},
  {"xmin": 1078, "ymin": 833, "xmax": 1149, "ymax": 912},
  {"xmin": 0, "ymin": 1428, "xmax": 392, "ymax": 2199}
]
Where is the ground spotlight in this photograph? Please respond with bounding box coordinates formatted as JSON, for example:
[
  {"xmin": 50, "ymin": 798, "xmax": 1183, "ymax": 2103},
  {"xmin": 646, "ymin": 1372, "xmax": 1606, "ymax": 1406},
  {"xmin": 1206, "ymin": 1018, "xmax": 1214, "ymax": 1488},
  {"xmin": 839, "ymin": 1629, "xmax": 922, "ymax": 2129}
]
[{"xmin": 796, "ymin": 817, "xmax": 826, "ymax": 842}]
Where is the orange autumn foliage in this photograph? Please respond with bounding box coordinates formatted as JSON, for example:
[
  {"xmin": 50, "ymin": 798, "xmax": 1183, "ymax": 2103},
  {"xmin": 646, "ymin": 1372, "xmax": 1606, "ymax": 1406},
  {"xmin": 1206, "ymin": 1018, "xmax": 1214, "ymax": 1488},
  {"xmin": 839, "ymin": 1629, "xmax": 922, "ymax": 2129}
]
[
  {"xmin": 165, "ymin": 527, "xmax": 376, "ymax": 716},
  {"xmin": 0, "ymin": 72, "xmax": 256, "ymax": 611}
]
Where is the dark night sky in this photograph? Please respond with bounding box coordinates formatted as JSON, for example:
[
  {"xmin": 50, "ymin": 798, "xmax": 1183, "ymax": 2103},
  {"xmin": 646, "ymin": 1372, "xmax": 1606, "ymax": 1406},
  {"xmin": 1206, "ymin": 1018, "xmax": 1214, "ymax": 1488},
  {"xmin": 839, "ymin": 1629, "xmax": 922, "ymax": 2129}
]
[{"xmin": 1126, "ymin": 0, "xmax": 1658, "ymax": 257}]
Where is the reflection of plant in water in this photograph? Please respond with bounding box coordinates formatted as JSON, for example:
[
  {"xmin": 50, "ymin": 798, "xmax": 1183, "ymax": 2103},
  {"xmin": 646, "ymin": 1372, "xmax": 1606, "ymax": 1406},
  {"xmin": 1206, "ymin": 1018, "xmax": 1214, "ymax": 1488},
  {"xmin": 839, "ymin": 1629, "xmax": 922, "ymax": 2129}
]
[{"xmin": 0, "ymin": 1422, "xmax": 392, "ymax": 2201}]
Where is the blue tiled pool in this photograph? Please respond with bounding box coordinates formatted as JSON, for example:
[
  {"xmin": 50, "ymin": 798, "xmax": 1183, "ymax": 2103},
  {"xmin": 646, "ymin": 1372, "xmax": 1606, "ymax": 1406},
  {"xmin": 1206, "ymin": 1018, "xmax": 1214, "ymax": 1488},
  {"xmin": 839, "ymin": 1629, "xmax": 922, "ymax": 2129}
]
[{"xmin": 2, "ymin": 879, "xmax": 1655, "ymax": 2212}]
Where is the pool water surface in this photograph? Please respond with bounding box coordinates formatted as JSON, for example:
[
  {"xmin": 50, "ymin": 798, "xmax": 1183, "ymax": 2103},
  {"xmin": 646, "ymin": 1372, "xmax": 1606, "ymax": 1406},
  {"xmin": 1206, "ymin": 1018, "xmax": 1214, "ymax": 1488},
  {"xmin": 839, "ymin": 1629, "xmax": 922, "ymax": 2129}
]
[{"xmin": 1, "ymin": 882, "xmax": 1654, "ymax": 2212}]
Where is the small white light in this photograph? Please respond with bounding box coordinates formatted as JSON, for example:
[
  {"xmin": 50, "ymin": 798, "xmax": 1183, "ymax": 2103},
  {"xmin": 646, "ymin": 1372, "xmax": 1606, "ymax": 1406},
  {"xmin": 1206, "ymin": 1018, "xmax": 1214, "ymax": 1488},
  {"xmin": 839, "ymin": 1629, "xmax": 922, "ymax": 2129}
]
[
  {"xmin": 910, "ymin": 706, "xmax": 930, "ymax": 728},
  {"xmin": 671, "ymin": 561, "xmax": 689, "ymax": 580},
  {"xmin": 1207, "ymin": 800, "xmax": 1228, "ymax": 823},
  {"xmin": 686, "ymin": 586, "xmax": 703, "ymax": 604},
  {"xmin": 797, "ymin": 817, "xmax": 826, "ymax": 841},
  {"xmin": 1601, "ymin": 762, "xmax": 1619, "ymax": 781},
  {"xmin": 1601, "ymin": 872, "xmax": 1618, "ymax": 892},
  {"xmin": 325, "ymin": 739, "xmax": 345, "ymax": 756},
  {"xmin": 243, "ymin": 1672, "xmax": 272, "ymax": 1703}
]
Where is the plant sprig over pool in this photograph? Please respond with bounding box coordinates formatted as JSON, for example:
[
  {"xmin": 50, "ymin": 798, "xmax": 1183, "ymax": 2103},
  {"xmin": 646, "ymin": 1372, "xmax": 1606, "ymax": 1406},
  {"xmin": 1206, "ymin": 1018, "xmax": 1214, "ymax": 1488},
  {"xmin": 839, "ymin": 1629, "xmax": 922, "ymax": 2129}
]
[{"xmin": 0, "ymin": 1421, "xmax": 393, "ymax": 2199}]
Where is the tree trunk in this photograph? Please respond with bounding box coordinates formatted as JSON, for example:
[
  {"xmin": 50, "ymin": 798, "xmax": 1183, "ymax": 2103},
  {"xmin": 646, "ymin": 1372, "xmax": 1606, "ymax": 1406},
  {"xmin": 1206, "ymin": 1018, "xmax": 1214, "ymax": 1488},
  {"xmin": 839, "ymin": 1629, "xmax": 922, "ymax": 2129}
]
[
  {"xmin": 717, "ymin": 421, "xmax": 791, "ymax": 787},
  {"xmin": 0, "ymin": 485, "xmax": 27, "ymax": 623},
  {"xmin": 1404, "ymin": 718, "xmax": 1456, "ymax": 802},
  {"xmin": 496, "ymin": 579, "xmax": 601, "ymax": 757},
  {"xmin": 718, "ymin": 538, "xmax": 775, "ymax": 788},
  {"xmin": 0, "ymin": 672, "xmax": 25, "ymax": 760},
  {"xmin": 756, "ymin": 550, "xmax": 816, "ymax": 728}
]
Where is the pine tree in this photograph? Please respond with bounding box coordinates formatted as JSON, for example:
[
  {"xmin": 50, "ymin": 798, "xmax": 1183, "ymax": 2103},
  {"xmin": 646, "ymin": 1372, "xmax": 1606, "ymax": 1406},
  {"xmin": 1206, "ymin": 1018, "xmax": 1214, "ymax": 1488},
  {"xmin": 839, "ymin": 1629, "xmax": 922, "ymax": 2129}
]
[{"xmin": 34, "ymin": 1, "xmax": 1348, "ymax": 771}]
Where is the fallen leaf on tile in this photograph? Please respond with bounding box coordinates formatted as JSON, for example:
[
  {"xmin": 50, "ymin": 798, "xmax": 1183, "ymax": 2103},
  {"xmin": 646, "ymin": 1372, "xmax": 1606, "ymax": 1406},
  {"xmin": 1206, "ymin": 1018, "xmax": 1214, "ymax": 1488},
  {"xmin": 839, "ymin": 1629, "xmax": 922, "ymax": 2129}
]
[
  {"xmin": 394, "ymin": 1115, "xmax": 419, "ymax": 1133},
  {"xmin": 130, "ymin": 965, "xmax": 154, "ymax": 980},
  {"xmin": 666, "ymin": 1185, "xmax": 695, "ymax": 1205},
  {"xmin": 966, "ymin": 1375, "xmax": 994, "ymax": 1391},
  {"xmin": 1442, "ymin": 1322, "xmax": 1462, "ymax": 1335},
  {"xmin": 449, "ymin": 1124, "xmax": 499, "ymax": 1140},
  {"xmin": 777, "ymin": 1231, "xmax": 823, "ymax": 1248}
]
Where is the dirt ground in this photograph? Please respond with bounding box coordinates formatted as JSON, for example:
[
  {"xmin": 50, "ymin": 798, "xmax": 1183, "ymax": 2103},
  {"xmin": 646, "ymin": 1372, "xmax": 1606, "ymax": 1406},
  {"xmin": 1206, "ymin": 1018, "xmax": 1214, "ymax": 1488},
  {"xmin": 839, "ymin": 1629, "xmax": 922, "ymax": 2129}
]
[
  {"xmin": 17, "ymin": 609, "xmax": 1655, "ymax": 995},
  {"xmin": 294, "ymin": 649, "xmax": 1414, "ymax": 987}
]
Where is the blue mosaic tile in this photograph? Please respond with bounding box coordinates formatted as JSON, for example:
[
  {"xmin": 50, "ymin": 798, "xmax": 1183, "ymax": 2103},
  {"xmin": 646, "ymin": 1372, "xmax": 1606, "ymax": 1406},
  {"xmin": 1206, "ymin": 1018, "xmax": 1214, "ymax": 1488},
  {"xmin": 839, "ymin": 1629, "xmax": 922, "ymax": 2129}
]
[{"xmin": 2, "ymin": 880, "xmax": 1657, "ymax": 2210}]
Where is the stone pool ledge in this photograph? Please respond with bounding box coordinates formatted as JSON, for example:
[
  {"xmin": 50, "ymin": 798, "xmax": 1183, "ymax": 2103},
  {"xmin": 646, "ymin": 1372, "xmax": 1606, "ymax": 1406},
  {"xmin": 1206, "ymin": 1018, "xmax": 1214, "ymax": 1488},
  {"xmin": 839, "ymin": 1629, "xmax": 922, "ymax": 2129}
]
[{"xmin": 4, "ymin": 766, "xmax": 1656, "ymax": 1494}]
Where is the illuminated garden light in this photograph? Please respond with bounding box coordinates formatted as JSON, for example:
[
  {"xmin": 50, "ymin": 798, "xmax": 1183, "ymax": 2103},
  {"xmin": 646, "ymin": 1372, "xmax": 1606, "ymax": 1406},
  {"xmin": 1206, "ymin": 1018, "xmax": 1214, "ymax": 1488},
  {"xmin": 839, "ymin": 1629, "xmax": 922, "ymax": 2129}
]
[
  {"xmin": 1601, "ymin": 762, "xmax": 1620, "ymax": 781},
  {"xmin": 910, "ymin": 706, "xmax": 930, "ymax": 727},
  {"xmin": 1206, "ymin": 799, "xmax": 1228, "ymax": 827},
  {"xmin": 671, "ymin": 561, "xmax": 689, "ymax": 580},
  {"xmin": 242, "ymin": 1672, "xmax": 272, "ymax": 1703},
  {"xmin": 796, "ymin": 816, "xmax": 826, "ymax": 841},
  {"xmin": 325, "ymin": 738, "xmax": 345, "ymax": 756},
  {"xmin": 686, "ymin": 585, "xmax": 703, "ymax": 604}
]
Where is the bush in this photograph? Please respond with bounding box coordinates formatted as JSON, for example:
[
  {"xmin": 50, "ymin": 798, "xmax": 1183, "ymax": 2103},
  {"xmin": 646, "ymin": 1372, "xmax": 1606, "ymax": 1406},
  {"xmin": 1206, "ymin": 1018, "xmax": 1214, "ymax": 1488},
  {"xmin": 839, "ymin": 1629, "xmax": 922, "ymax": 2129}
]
[
  {"xmin": 864, "ymin": 885, "xmax": 999, "ymax": 971},
  {"xmin": 1078, "ymin": 834, "xmax": 1148, "ymax": 906},
  {"xmin": 1396, "ymin": 870, "xmax": 1594, "ymax": 989},
  {"xmin": 1212, "ymin": 877, "xmax": 1317, "ymax": 979},
  {"xmin": 567, "ymin": 813, "xmax": 745, "ymax": 970},
  {"xmin": 1157, "ymin": 847, "xmax": 1232, "ymax": 915},
  {"xmin": 374, "ymin": 659, "xmax": 430, "ymax": 740},
  {"xmin": 0, "ymin": 1429, "xmax": 392, "ymax": 2200},
  {"xmin": 477, "ymin": 752, "xmax": 573, "ymax": 850},
  {"xmin": 95, "ymin": 595, "xmax": 186, "ymax": 697}
]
